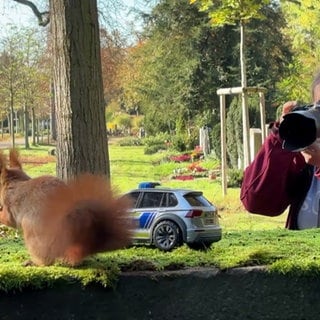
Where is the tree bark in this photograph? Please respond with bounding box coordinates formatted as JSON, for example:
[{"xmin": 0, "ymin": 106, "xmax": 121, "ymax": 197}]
[
  {"xmin": 24, "ymin": 104, "xmax": 30, "ymax": 149},
  {"xmin": 240, "ymin": 20, "xmax": 250, "ymax": 168},
  {"xmin": 50, "ymin": 0, "xmax": 110, "ymax": 179},
  {"xmin": 9, "ymin": 92, "xmax": 15, "ymax": 148},
  {"xmin": 31, "ymin": 107, "xmax": 36, "ymax": 145},
  {"xmin": 50, "ymin": 81, "xmax": 57, "ymax": 141}
]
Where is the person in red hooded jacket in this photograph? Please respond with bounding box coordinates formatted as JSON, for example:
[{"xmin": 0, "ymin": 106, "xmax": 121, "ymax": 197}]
[{"xmin": 241, "ymin": 72, "xmax": 320, "ymax": 230}]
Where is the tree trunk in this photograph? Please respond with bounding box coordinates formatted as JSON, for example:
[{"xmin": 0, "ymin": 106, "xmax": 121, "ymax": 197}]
[
  {"xmin": 9, "ymin": 93, "xmax": 15, "ymax": 148},
  {"xmin": 24, "ymin": 104, "xmax": 30, "ymax": 149},
  {"xmin": 31, "ymin": 107, "xmax": 36, "ymax": 145},
  {"xmin": 50, "ymin": 81, "xmax": 57, "ymax": 141},
  {"xmin": 240, "ymin": 20, "xmax": 247, "ymax": 88},
  {"xmin": 37, "ymin": 119, "xmax": 41, "ymax": 145},
  {"xmin": 50, "ymin": 0, "xmax": 110, "ymax": 180},
  {"xmin": 240, "ymin": 20, "xmax": 250, "ymax": 168}
]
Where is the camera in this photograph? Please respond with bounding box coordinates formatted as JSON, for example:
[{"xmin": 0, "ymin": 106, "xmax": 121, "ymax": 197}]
[{"xmin": 279, "ymin": 102, "xmax": 320, "ymax": 151}]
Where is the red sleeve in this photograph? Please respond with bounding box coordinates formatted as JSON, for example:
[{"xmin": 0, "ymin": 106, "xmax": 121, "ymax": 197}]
[{"xmin": 240, "ymin": 124, "xmax": 306, "ymax": 216}]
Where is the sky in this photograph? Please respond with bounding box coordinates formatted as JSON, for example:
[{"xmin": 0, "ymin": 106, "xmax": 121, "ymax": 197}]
[
  {"xmin": 0, "ymin": 0, "xmax": 149, "ymax": 41},
  {"xmin": 0, "ymin": 1, "xmax": 41, "ymax": 34}
]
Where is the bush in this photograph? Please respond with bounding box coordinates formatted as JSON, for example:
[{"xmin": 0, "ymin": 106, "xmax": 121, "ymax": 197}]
[
  {"xmin": 142, "ymin": 132, "xmax": 199, "ymax": 155},
  {"xmin": 227, "ymin": 169, "xmax": 244, "ymax": 188},
  {"xmin": 143, "ymin": 133, "xmax": 171, "ymax": 147},
  {"xmin": 211, "ymin": 123, "xmax": 221, "ymax": 159},
  {"xmin": 118, "ymin": 137, "xmax": 144, "ymax": 146},
  {"xmin": 143, "ymin": 133, "xmax": 172, "ymax": 154},
  {"xmin": 144, "ymin": 144, "xmax": 167, "ymax": 155},
  {"xmin": 171, "ymin": 134, "xmax": 187, "ymax": 152}
]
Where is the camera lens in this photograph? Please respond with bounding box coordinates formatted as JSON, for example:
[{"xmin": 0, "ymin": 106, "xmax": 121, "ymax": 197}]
[{"xmin": 279, "ymin": 104, "xmax": 320, "ymax": 151}]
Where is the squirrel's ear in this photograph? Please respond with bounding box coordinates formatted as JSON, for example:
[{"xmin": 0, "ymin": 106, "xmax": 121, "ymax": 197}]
[
  {"xmin": 0, "ymin": 151, "xmax": 7, "ymax": 173},
  {"xmin": 9, "ymin": 149, "xmax": 22, "ymax": 169}
]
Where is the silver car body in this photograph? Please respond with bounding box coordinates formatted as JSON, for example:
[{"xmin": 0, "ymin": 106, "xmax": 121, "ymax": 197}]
[{"xmin": 125, "ymin": 185, "xmax": 222, "ymax": 249}]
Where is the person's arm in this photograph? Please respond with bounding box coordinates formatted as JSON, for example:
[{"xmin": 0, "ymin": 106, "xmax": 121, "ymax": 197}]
[{"xmin": 240, "ymin": 123, "xmax": 306, "ymax": 216}]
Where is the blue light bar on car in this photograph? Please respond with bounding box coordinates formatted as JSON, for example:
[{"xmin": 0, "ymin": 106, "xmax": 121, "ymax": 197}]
[{"xmin": 138, "ymin": 182, "xmax": 161, "ymax": 189}]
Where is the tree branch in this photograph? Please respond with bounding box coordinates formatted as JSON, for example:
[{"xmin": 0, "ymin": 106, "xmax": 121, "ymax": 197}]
[{"xmin": 13, "ymin": 0, "xmax": 50, "ymax": 26}]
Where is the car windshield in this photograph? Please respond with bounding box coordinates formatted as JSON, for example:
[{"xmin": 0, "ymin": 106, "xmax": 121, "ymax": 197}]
[{"xmin": 184, "ymin": 192, "xmax": 212, "ymax": 207}]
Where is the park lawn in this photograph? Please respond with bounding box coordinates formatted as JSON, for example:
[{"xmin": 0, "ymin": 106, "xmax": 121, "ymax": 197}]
[{"xmin": 0, "ymin": 142, "xmax": 318, "ymax": 292}]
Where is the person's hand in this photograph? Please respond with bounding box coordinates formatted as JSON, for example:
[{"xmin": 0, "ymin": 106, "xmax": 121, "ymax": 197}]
[
  {"xmin": 280, "ymin": 100, "xmax": 298, "ymax": 121},
  {"xmin": 301, "ymin": 138, "xmax": 320, "ymax": 166}
]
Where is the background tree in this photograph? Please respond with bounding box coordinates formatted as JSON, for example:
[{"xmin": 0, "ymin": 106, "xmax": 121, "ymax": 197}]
[
  {"xmin": 100, "ymin": 29, "xmax": 127, "ymax": 107},
  {"xmin": 120, "ymin": 0, "xmax": 217, "ymax": 139},
  {"xmin": 190, "ymin": 0, "xmax": 270, "ymax": 87},
  {"xmin": 0, "ymin": 26, "xmax": 51, "ymax": 149},
  {"xmin": 117, "ymin": 42, "xmax": 145, "ymax": 117},
  {"xmin": 0, "ymin": 29, "xmax": 25, "ymax": 147},
  {"xmin": 8, "ymin": 0, "xmax": 316, "ymax": 172},
  {"xmin": 119, "ymin": 0, "xmax": 292, "ymax": 156},
  {"xmin": 49, "ymin": 0, "xmax": 109, "ymax": 179},
  {"xmin": 13, "ymin": 0, "xmax": 110, "ymax": 179},
  {"xmin": 18, "ymin": 28, "xmax": 49, "ymax": 148},
  {"xmin": 189, "ymin": 0, "xmax": 294, "ymax": 167},
  {"xmin": 31, "ymin": 47, "xmax": 51, "ymax": 145},
  {"xmin": 191, "ymin": 0, "xmax": 272, "ymax": 168},
  {"xmin": 11, "ymin": 0, "xmax": 138, "ymax": 179},
  {"xmin": 278, "ymin": 0, "xmax": 320, "ymax": 103}
]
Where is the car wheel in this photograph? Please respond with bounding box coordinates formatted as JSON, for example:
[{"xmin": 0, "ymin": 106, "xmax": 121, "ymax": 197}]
[
  {"xmin": 152, "ymin": 220, "xmax": 182, "ymax": 251},
  {"xmin": 187, "ymin": 242, "xmax": 212, "ymax": 251}
]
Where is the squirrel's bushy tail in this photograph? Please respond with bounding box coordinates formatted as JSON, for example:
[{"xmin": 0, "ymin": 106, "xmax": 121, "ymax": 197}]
[{"xmin": 30, "ymin": 174, "xmax": 133, "ymax": 266}]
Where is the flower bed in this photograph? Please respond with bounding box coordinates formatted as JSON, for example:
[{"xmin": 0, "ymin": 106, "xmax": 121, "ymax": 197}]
[
  {"xmin": 171, "ymin": 160, "xmax": 219, "ymax": 180},
  {"xmin": 170, "ymin": 154, "xmax": 191, "ymax": 162},
  {"xmin": 172, "ymin": 175, "xmax": 194, "ymax": 181},
  {"xmin": 169, "ymin": 148, "xmax": 220, "ymax": 181}
]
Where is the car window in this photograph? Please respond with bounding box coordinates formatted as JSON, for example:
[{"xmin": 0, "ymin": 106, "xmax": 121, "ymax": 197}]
[
  {"xmin": 166, "ymin": 193, "xmax": 178, "ymax": 207},
  {"xmin": 184, "ymin": 193, "xmax": 211, "ymax": 207},
  {"xmin": 139, "ymin": 192, "xmax": 164, "ymax": 208},
  {"xmin": 127, "ymin": 191, "xmax": 141, "ymax": 208}
]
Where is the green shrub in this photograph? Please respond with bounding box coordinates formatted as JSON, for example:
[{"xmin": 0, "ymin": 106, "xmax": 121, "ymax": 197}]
[
  {"xmin": 118, "ymin": 137, "xmax": 144, "ymax": 146},
  {"xmin": 226, "ymin": 97, "xmax": 242, "ymax": 168},
  {"xmin": 171, "ymin": 134, "xmax": 187, "ymax": 152},
  {"xmin": 143, "ymin": 133, "xmax": 172, "ymax": 154},
  {"xmin": 211, "ymin": 123, "xmax": 221, "ymax": 159},
  {"xmin": 144, "ymin": 144, "xmax": 167, "ymax": 155},
  {"xmin": 227, "ymin": 169, "xmax": 244, "ymax": 188},
  {"xmin": 143, "ymin": 133, "xmax": 171, "ymax": 147}
]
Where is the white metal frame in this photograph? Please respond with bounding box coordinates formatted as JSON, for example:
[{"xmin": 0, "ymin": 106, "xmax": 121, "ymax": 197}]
[{"xmin": 216, "ymin": 86, "xmax": 267, "ymax": 195}]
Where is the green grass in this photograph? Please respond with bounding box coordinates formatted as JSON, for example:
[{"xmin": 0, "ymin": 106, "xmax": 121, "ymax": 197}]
[{"xmin": 0, "ymin": 141, "xmax": 312, "ymax": 292}]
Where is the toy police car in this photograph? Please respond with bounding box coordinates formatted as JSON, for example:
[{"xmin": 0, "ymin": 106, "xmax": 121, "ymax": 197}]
[{"xmin": 124, "ymin": 182, "xmax": 222, "ymax": 251}]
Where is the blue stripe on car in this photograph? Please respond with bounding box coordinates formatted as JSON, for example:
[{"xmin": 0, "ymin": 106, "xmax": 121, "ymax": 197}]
[
  {"xmin": 146, "ymin": 212, "xmax": 156, "ymax": 228},
  {"xmin": 139, "ymin": 212, "xmax": 156, "ymax": 229}
]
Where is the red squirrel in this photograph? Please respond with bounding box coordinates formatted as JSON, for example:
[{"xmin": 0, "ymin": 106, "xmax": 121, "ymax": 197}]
[{"xmin": 0, "ymin": 149, "xmax": 133, "ymax": 266}]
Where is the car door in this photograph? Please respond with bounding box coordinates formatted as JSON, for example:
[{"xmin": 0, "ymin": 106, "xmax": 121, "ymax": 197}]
[{"xmin": 133, "ymin": 191, "xmax": 165, "ymax": 240}]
